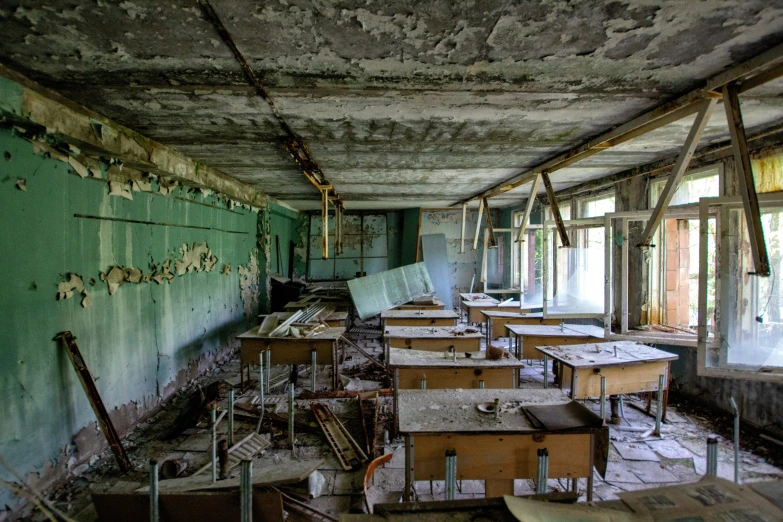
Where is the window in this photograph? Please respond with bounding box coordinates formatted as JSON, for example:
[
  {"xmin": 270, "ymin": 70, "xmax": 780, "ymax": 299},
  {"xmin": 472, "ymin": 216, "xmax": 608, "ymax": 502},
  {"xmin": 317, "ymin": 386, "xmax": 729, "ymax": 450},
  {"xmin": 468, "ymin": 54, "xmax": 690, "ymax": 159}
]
[
  {"xmin": 307, "ymin": 213, "xmax": 388, "ymax": 280},
  {"xmin": 580, "ymin": 193, "xmax": 615, "ymax": 218},
  {"xmin": 650, "ymin": 167, "xmax": 720, "ymax": 208},
  {"xmin": 698, "ymin": 193, "xmax": 783, "ymax": 380},
  {"xmin": 647, "ymin": 168, "xmax": 721, "ymax": 330}
]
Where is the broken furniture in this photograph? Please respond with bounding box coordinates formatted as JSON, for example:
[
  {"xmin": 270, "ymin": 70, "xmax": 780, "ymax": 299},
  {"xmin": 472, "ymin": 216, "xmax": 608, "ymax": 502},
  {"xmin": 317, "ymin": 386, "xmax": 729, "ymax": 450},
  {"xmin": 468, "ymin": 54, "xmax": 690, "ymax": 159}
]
[
  {"xmin": 237, "ymin": 326, "xmax": 346, "ymax": 391},
  {"xmin": 535, "ymin": 341, "xmax": 678, "ymax": 427},
  {"xmin": 459, "ymin": 292, "xmax": 499, "ymax": 303},
  {"xmin": 389, "ymin": 348, "xmax": 525, "ymax": 427},
  {"xmin": 397, "ymin": 388, "xmax": 607, "ymax": 501},
  {"xmin": 392, "ymin": 297, "xmax": 446, "ymax": 310},
  {"xmin": 324, "ymin": 311, "xmax": 349, "ymax": 327},
  {"xmin": 481, "ymin": 310, "xmax": 559, "ymax": 344},
  {"xmin": 506, "ymin": 324, "xmax": 605, "ymax": 361},
  {"xmin": 462, "ymin": 300, "xmax": 532, "ymax": 325},
  {"xmin": 380, "ymin": 309, "xmax": 459, "ymax": 329},
  {"xmin": 383, "ymin": 326, "xmax": 482, "ymax": 364}
]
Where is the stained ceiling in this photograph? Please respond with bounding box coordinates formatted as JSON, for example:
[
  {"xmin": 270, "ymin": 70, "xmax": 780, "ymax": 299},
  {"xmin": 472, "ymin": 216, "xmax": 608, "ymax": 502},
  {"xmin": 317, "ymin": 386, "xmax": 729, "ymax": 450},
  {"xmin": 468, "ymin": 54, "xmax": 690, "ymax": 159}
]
[{"xmin": 1, "ymin": 0, "xmax": 783, "ymax": 209}]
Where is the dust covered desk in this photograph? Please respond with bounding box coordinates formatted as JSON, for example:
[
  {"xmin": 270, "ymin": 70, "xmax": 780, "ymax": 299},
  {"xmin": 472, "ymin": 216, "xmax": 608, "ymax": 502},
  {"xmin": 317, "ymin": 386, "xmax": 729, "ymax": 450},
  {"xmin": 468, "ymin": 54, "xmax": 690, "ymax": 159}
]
[
  {"xmin": 383, "ymin": 325, "xmax": 482, "ymax": 354},
  {"xmin": 380, "ymin": 309, "xmax": 459, "ymax": 328},
  {"xmin": 236, "ymin": 326, "xmax": 345, "ymax": 390},
  {"xmin": 481, "ymin": 310, "xmax": 560, "ymax": 342},
  {"xmin": 462, "ymin": 300, "xmax": 534, "ymax": 324},
  {"xmin": 397, "ymin": 388, "xmax": 607, "ymax": 500},
  {"xmin": 506, "ymin": 324, "xmax": 605, "ymax": 360}
]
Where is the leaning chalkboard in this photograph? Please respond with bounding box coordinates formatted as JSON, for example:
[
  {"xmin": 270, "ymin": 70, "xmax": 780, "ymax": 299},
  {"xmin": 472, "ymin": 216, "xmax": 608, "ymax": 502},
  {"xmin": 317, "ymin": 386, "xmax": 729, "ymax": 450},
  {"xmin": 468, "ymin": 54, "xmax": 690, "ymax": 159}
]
[{"xmin": 347, "ymin": 262, "xmax": 435, "ymax": 320}]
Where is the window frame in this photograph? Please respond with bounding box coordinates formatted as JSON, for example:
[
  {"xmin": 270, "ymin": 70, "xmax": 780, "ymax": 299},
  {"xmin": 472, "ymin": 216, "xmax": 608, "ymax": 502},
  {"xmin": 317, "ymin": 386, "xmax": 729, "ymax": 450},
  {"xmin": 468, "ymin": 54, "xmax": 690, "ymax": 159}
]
[{"xmin": 697, "ymin": 192, "xmax": 783, "ymax": 382}]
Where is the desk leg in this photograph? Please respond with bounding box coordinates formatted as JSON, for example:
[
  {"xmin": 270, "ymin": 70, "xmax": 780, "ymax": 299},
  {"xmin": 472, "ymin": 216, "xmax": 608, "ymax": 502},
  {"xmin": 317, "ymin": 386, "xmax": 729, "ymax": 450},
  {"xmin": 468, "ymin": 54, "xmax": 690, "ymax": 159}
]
[
  {"xmin": 404, "ymin": 435, "xmax": 414, "ymax": 502},
  {"xmin": 543, "ymin": 354, "xmax": 549, "ymax": 389},
  {"xmin": 587, "ymin": 433, "xmax": 595, "ymax": 502},
  {"xmin": 486, "ymin": 319, "xmax": 491, "ymax": 345},
  {"xmin": 240, "ymin": 363, "xmax": 245, "ymax": 392},
  {"xmin": 663, "ymin": 361, "xmax": 671, "ymax": 422},
  {"xmin": 393, "ymin": 369, "xmax": 400, "ymax": 438},
  {"xmin": 485, "ymin": 479, "xmax": 514, "ymax": 498},
  {"xmin": 332, "ymin": 341, "xmax": 338, "ymax": 390},
  {"xmin": 571, "ymin": 368, "xmax": 578, "ymax": 399}
]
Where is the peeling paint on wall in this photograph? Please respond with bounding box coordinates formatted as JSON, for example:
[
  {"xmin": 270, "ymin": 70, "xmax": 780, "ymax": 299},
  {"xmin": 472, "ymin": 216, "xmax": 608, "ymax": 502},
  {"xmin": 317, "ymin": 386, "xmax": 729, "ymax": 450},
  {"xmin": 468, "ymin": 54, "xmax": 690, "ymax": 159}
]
[{"xmin": 238, "ymin": 248, "xmax": 260, "ymax": 321}]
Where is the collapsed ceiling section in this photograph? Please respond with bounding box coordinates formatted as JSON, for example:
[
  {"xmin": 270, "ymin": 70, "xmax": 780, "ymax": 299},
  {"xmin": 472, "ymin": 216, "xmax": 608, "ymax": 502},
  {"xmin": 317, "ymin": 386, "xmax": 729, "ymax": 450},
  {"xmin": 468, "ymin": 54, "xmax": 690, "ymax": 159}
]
[{"xmin": 1, "ymin": 0, "xmax": 783, "ymax": 209}]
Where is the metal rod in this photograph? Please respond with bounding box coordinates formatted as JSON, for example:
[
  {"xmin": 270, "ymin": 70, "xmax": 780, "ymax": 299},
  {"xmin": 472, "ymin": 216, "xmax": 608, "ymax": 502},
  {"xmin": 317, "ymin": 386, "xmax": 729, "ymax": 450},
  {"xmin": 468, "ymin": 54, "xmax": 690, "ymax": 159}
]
[
  {"xmin": 288, "ymin": 383, "xmax": 296, "ymax": 449},
  {"xmin": 730, "ymin": 397, "xmax": 740, "ymax": 483},
  {"xmin": 228, "ymin": 388, "xmax": 235, "ymax": 447},
  {"xmin": 543, "ymin": 354, "xmax": 549, "ymax": 388},
  {"xmin": 536, "ymin": 448, "xmax": 549, "ymax": 494},
  {"xmin": 600, "ymin": 376, "xmax": 607, "ymax": 426},
  {"xmin": 654, "ymin": 374, "xmax": 665, "ymax": 436},
  {"xmin": 210, "ymin": 406, "xmax": 217, "ymax": 483},
  {"xmin": 256, "ymin": 353, "xmax": 265, "ymax": 434},
  {"xmin": 494, "ymin": 398, "xmax": 500, "ymax": 421},
  {"xmin": 240, "ymin": 459, "xmax": 253, "ymax": 522},
  {"xmin": 479, "ymin": 380, "xmax": 485, "ymax": 389},
  {"xmin": 311, "ymin": 349, "xmax": 317, "ymax": 392},
  {"xmin": 706, "ymin": 437, "xmax": 718, "ymax": 477},
  {"xmin": 420, "ymin": 376, "xmax": 426, "ymax": 390},
  {"xmin": 445, "ymin": 450, "xmax": 457, "ymax": 501},
  {"xmin": 149, "ymin": 460, "xmax": 159, "ymax": 522},
  {"xmin": 265, "ymin": 350, "xmax": 271, "ymax": 394}
]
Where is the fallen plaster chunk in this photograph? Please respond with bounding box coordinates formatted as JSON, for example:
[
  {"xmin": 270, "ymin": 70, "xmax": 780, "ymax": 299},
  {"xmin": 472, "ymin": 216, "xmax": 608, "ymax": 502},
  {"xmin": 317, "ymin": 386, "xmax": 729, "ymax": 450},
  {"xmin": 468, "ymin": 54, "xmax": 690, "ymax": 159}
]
[
  {"xmin": 57, "ymin": 273, "xmax": 85, "ymax": 300},
  {"xmin": 68, "ymin": 157, "xmax": 89, "ymax": 178},
  {"xmin": 108, "ymin": 181, "xmax": 133, "ymax": 200},
  {"xmin": 16, "ymin": 178, "xmax": 26, "ymax": 191}
]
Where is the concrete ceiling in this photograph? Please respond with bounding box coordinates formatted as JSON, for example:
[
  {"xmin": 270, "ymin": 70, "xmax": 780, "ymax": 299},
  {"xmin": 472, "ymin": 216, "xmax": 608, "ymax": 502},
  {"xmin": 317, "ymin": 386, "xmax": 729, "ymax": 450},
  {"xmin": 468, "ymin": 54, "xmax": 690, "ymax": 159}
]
[{"xmin": 1, "ymin": 1, "xmax": 783, "ymax": 210}]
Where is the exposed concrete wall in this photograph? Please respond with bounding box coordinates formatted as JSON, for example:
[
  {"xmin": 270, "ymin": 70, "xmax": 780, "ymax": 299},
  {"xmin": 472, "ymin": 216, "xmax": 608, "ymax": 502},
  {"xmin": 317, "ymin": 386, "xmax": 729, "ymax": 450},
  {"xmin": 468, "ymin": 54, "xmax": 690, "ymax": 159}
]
[
  {"xmin": 0, "ymin": 127, "xmax": 258, "ymax": 514},
  {"xmin": 613, "ymin": 175, "xmax": 648, "ymax": 328}
]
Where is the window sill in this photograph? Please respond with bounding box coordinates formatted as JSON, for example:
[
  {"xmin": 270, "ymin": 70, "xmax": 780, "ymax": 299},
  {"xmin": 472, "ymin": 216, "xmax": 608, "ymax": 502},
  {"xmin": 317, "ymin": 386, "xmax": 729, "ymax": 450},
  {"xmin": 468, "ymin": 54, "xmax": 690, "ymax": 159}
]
[{"xmin": 607, "ymin": 331, "xmax": 716, "ymax": 348}]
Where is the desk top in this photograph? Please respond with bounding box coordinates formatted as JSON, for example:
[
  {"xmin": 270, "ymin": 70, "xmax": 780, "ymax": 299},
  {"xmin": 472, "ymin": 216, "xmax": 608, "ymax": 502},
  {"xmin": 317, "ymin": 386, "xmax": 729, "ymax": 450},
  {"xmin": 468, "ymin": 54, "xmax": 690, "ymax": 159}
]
[
  {"xmin": 381, "ymin": 310, "xmax": 459, "ymax": 319},
  {"xmin": 535, "ymin": 341, "xmax": 678, "ymax": 368},
  {"xmin": 397, "ymin": 388, "xmax": 592, "ymax": 434},
  {"xmin": 481, "ymin": 310, "xmax": 545, "ymax": 319},
  {"xmin": 389, "ymin": 348, "xmax": 524, "ymax": 368},
  {"xmin": 505, "ymin": 324, "xmax": 605, "ymax": 338},
  {"xmin": 237, "ymin": 326, "xmax": 345, "ymax": 342},
  {"xmin": 459, "ymin": 293, "xmax": 499, "ymax": 303},
  {"xmin": 384, "ymin": 326, "xmax": 482, "ymax": 340},
  {"xmin": 462, "ymin": 300, "xmax": 526, "ymax": 309}
]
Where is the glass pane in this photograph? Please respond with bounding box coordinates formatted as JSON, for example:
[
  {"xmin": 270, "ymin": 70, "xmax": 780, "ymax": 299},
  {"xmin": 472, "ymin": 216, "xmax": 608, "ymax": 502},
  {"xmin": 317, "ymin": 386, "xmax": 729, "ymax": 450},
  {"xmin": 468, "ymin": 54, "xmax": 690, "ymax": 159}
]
[
  {"xmin": 725, "ymin": 207, "xmax": 783, "ymax": 368},
  {"xmin": 582, "ymin": 195, "xmax": 615, "ymax": 218},
  {"xmin": 548, "ymin": 227, "xmax": 605, "ymax": 315},
  {"xmin": 650, "ymin": 169, "xmax": 719, "ymax": 207}
]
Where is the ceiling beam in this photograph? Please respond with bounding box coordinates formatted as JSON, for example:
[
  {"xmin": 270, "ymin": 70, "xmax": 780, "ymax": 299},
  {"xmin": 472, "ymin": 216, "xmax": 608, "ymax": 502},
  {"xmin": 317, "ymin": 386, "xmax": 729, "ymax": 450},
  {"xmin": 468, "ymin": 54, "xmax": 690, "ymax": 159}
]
[
  {"xmin": 456, "ymin": 42, "xmax": 783, "ymax": 206},
  {"xmin": 197, "ymin": 0, "xmax": 344, "ymax": 211}
]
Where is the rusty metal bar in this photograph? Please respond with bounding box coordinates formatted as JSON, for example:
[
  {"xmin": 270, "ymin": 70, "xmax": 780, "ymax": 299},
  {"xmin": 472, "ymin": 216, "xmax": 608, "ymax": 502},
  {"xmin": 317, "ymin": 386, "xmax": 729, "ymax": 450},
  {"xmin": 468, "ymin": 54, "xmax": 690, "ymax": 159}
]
[
  {"xmin": 198, "ymin": 0, "xmax": 343, "ymax": 207},
  {"xmin": 483, "ymin": 197, "xmax": 497, "ymax": 248},
  {"xmin": 724, "ymin": 83, "xmax": 770, "ymax": 276},
  {"xmin": 638, "ymin": 98, "xmax": 718, "ymax": 246},
  {"xmin": 541, "ymin": 171, "xmax": 570, "ymax": 248},
  {"xmin": 516, "ymin": 173, "xmax": 541, "ymax": 243},
  {"xmin": 54, "ymin": 332, "xmax": 132, "ymax": 472}
]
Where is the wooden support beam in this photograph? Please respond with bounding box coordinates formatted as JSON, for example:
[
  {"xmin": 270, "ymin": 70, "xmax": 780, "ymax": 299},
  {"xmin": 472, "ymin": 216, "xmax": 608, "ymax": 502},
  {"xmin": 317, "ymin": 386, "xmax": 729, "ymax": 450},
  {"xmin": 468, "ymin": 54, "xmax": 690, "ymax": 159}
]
[
  {"xmin": 638, "ymin": 98, "xmax": 718, "ymax": 247},
  {"xmin": 460, "ymin": 203, "xmax": 467, "ymax": 254},
  {"xmin": 456, "ymin": 42, "xmax": 783, "ymax": 206},
  {"xmin": 472, "ymin": 198, "xmax": 484, "ymax": 251},
  {"xmin": 541, "ymin": 171, "xmax": 570, "ymax": 248},
  {"xmin": 483, "ymin": 197, "xmax": 497, "ymax": 248},
  {"xmin": 321, "ymin": 189, "xmax": 329, "ymax": 260},
  {"xmin": 724, "ymin": 83, "xmax": 770, "ymax": 276},
  {"xmin": 516, "ymin": 174, "xmax": 541, "ymax": 243}
]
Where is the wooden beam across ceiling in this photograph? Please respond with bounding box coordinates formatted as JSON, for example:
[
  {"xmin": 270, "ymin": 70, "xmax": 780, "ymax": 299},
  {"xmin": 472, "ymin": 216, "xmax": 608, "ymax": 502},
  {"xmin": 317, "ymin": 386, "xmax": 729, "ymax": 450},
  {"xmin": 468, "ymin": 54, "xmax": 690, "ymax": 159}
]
[
  {"xmin": 456, "ymin": 42, "xmax": 783, "ymax": 206},
  {"xmin": 198, "ymin": 0, "xmax": 344, "ymax": 212}
]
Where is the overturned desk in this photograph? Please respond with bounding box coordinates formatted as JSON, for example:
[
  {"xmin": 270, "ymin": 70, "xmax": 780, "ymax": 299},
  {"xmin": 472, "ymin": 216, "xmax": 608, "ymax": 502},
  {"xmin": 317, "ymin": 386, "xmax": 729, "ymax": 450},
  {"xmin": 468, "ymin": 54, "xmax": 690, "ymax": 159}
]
[
  {"xmin": 481, "ymin": 310, "xmax": 559, "ymax": 343},
  {"xmin": 398, "ymin": 388, "xmax": 607, "ymax": 500},
  {"xmin": 383, "ymin": 326, "xmax": 482, "ymax": 363},
  {"xmin": 381, "ymin": 309, "xmax": 459, "ymax": 329},
  {"xmin": 506, "ymin": 324, "xmax": 605, "ymax": 361},
  {"xmin": 236, "ymin": 326, "xmax": 345, "ymax": 390},
  {"xmin": 535, "ymin": 341, "xmax": 678, "ymax": 402}
]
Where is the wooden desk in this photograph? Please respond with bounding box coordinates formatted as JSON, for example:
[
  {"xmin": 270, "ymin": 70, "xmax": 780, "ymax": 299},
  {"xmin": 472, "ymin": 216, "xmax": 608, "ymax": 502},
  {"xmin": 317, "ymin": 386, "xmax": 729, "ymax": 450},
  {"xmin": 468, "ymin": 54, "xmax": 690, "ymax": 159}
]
[
  {"xmin": 462, "ymin": 301, "xmax": 533, "ymax": 324},
  {"xmin": 459, "ymin": 293, "xmax": 500, "ymax": 303},
  {"xmin": 324, "ymin": 311, "xmax": 349, "ymax": 328},
  {"xmin": 481, "ymin": 310, "xmax": 560, "ymax": 342},
  {"xmin": 506, "ymin": 324, "xmax": 605, "ymax": 360},
  {"xmin": 236, "ymin": 327, "xmax": 345, "ymax": 390},
  {"xmin": 393, "ymin": 298, "xmax": 446, "ymax": 311},
  {"xmin": 535, "ymin": 341, "xmax": 678, "ymax": 400},
  {"xmin": 381, "ymin": 310, "xmax": 458, "ymax": 329},
  {"xmin": 398, "ymin": 389, "xmax": 606, "ymax": 500},
  {"xmin": 383, "ymin": 326, "xmax": 482, "ymax": 363}
]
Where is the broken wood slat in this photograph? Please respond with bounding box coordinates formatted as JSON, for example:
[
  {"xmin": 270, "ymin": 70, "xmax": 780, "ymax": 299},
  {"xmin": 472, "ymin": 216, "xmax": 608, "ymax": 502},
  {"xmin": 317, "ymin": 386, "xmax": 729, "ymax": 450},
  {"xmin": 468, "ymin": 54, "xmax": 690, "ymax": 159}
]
[
  {"xmin": 54, "ymin": 331, "xmax": 132, "ymax": 472},
  {"xmin": 339, "ymin": 335, "xmax": 386, "ymax": 369},
  {"xmin": 311, "ymin": 403, "xmax": 368, "ymax": 471},
  {"xmin": 192, "ymin": 432, "xmax": 270, "ymax": 476}
]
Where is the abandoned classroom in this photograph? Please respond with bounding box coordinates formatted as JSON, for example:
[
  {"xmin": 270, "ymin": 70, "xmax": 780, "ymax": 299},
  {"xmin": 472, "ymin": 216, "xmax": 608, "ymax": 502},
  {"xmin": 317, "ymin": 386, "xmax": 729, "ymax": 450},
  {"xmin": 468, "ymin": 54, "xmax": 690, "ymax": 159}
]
[{"xmin": 2, "ymin": 1, "xmax": 783, "ymax": 521}]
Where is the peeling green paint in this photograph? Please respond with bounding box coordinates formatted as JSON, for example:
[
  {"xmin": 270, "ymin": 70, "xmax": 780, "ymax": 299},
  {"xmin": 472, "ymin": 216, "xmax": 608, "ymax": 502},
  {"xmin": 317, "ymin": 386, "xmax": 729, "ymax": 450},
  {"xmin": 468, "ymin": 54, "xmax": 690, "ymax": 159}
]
[
  {"xmin": 0, "ymin": 127, "xmax": 258, "ymax": 510},
  {"xmin": 0, "ymin": 74, "xmax": 24, "ymax": 117}
]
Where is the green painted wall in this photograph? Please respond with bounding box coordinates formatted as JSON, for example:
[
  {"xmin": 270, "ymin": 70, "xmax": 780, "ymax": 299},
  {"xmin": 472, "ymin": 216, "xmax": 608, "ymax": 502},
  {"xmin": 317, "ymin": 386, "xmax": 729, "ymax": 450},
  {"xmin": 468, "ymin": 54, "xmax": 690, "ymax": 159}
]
[
  {"xmin": 269, "ymin": 203, "xmax": 299, "ymax": 277},
  {"xmin": 400, "ymin": 208, "xmax": 420, "ymax": 266},
  {"xmin": 0, "ymin": 128, "xmax": 258, "ymax": 509}
]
